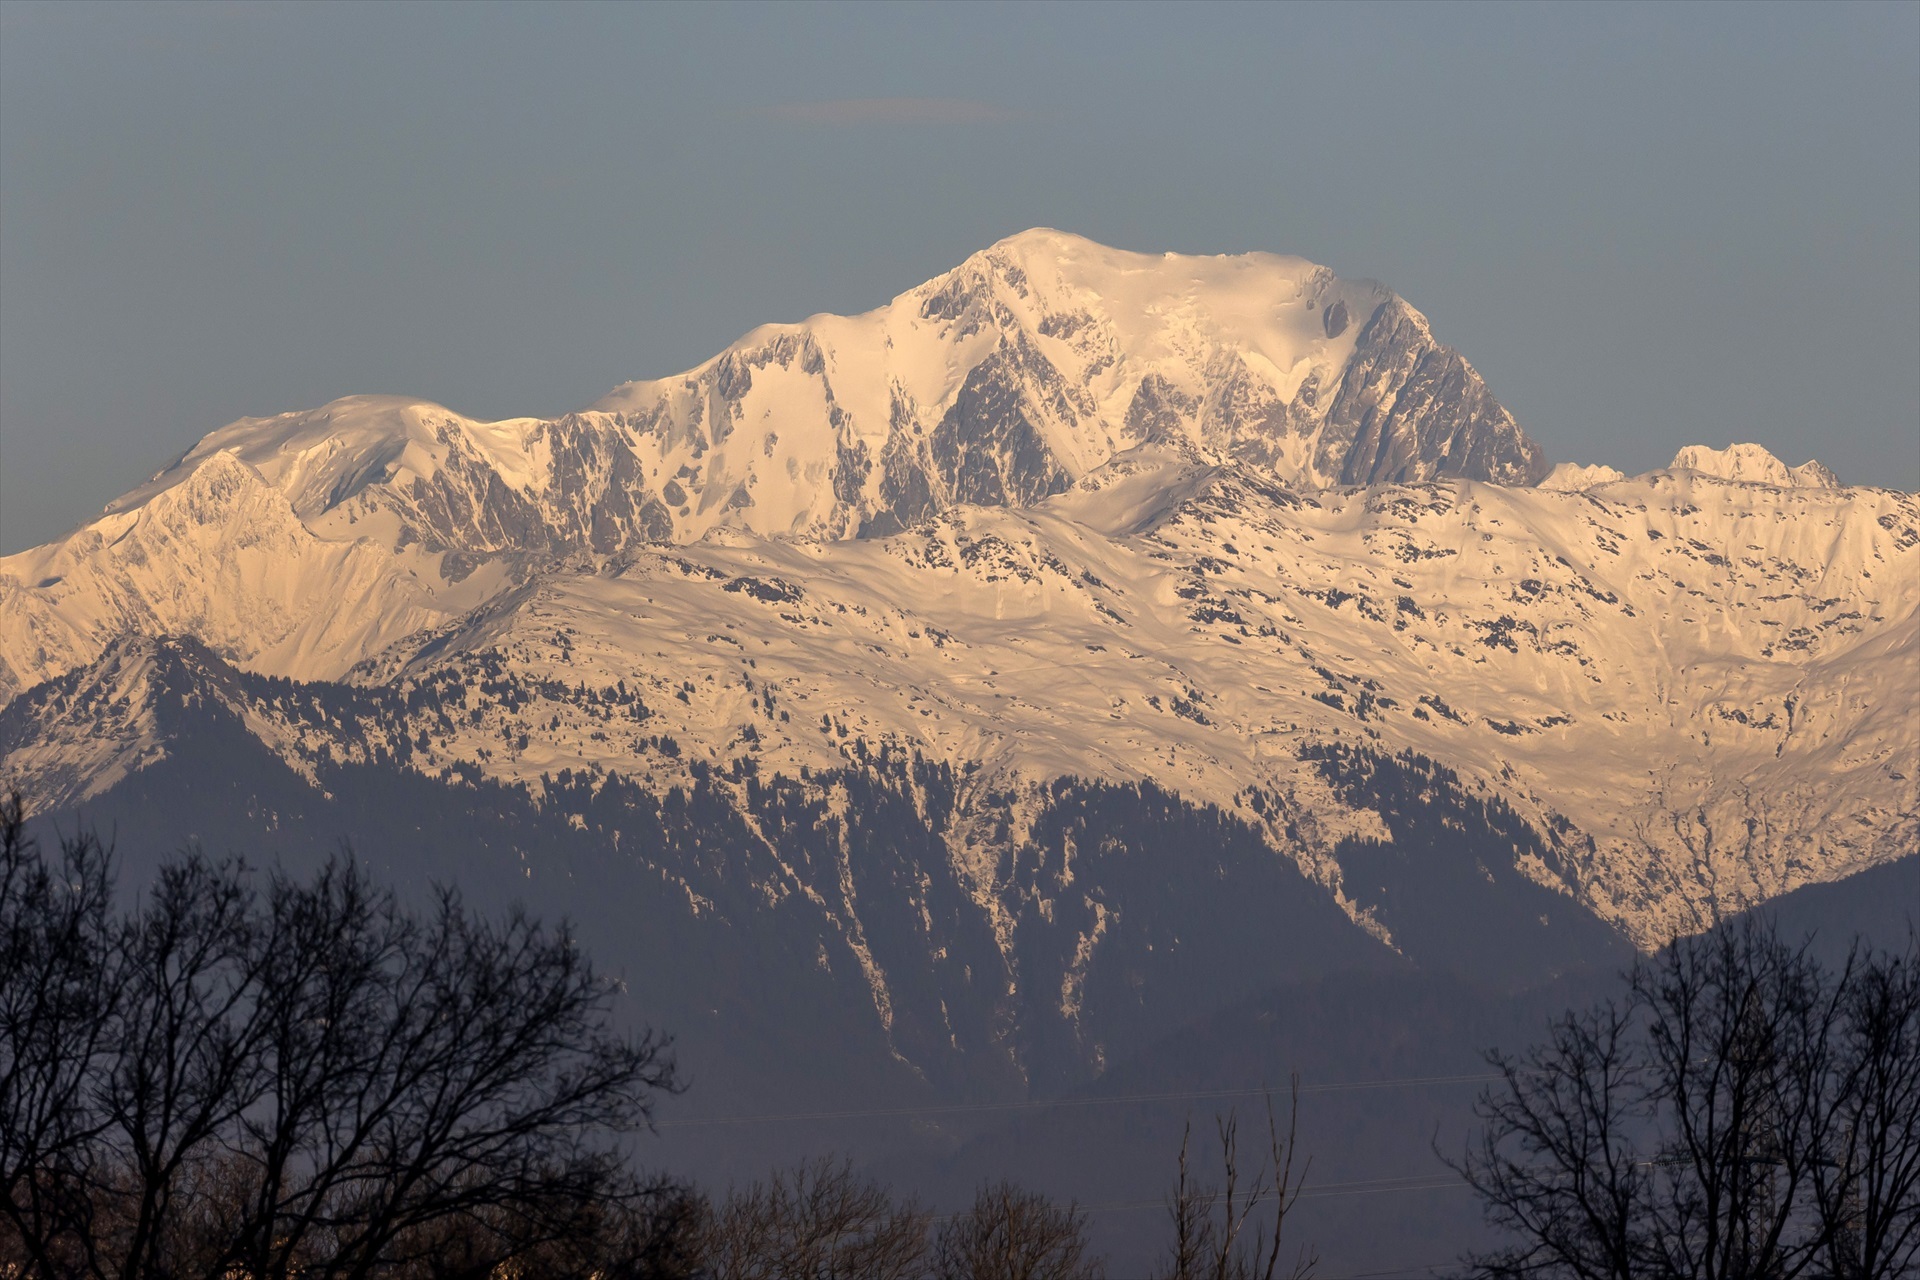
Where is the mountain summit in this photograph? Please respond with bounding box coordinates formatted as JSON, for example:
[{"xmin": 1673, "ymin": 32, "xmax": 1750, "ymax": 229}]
[{"xmin": 1670, "ymin": 442, "xmax": 1840, "ymax": 489}]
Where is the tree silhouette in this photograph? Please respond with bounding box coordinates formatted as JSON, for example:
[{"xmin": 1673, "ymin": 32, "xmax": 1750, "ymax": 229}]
[
  {"xmin": 0, "ymin": 794, "xmax": 683, "ymax": 1278},
  {"xmin": 1159, "ymin": 1085, "xmax": 1315, "ymax": 1280},
  {"xmin": 932, "ymin": 1179, "xmax": 1102, "ymax": 1280},
  {"xmin": 1452, "ymin": 915, "xmax": 1920, "ymax": 1279}
]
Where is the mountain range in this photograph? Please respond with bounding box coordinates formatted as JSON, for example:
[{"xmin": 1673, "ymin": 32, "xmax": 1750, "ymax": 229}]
[{"xmin": 1, "ymin": 232, "xmax": 1912, "ymax": 1255}]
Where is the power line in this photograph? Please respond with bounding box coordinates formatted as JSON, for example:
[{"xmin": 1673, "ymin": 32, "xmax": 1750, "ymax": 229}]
[
  {"xmin": 909, "ymin": 1171, "xmax": 1465, "ymax": 1226},
  {"xmin": 1063, "ymin": 1174, "xmax": 1468, "ymax": 1219},
  {"xmin": 657, "ymin": 1070, "xmax": 1503, "ymax": 1129}
]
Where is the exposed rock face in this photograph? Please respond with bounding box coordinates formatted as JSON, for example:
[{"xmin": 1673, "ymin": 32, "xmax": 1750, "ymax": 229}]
[
  {"xmin": 1325, "ymin": 298, "xmax": 1547, "ymax": 486},
  {"xmin": 927, "ymin": 334, "xmax": 1080, "ymax": 511}
]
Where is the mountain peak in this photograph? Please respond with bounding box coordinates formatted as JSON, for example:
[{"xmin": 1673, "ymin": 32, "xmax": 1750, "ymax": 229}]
[
  {"xmin": 954, "ymin": 229, "xmax": 1343, "ymax": 312},
  {"xmin": 20, "ymin": 232, "xmax": 1551, "ymax": 583},
  {"xmin": 1539, "ymin": 462, "xmax": 1628, "ymax": 491},
  {"xmin": 1670, "ymin": 443, "xmax": 1840, "ymax": 489},
  {"xmin": 980, "ymin": 225, "xmax": 1095, "ymax": 256}
]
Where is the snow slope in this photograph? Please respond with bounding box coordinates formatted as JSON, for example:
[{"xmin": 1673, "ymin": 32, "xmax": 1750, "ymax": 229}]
[
  {"xmin": 0, "ymin": 450, "xmax": 508, "ymax": 703},
  {"xmin": 5, "ymin": 441, "xmax": 1913, "ymax": 947},
  {"xmin": 348, "ymin": 452, "xmax": 1915, "ymax": 945}
]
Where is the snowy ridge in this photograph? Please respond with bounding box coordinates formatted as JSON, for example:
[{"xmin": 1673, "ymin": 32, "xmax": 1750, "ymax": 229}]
[
  {"xmin": 2, "ymin": 232, "xmax": 1548, "ymax": 701},
  {"xmin": 4, "ymin": 441, "xmax": 1913, "ymax": 949},
  {"xmin": 0, "ymin": 449, "xmax": 509, "ymax": 703},
  {"xmin": 352, "ymin": 455, "xmax": 1914, "ymax": 945},
  {"xmin": 1540, "ymin": 462, "xmax": 1628, "ymax": 491},
  {"xmin": 1671, "ymin": 443, "xmax": 1841, "ymax": 489}
]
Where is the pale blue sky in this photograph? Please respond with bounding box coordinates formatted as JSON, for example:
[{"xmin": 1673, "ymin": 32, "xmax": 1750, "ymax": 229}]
[{"xmin": 2, "ymin": 0, "xmax": 1915, "ymax": 552}]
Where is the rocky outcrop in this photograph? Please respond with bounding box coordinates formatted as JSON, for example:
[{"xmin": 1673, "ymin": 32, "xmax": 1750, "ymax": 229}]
[
  {"xmin": 1324, "ymin": 298, "xmax": 1549, "ymax": 486},
  {"xmin": 928, "ymin": 335, "xmax": 1079, "ymax": 512}
]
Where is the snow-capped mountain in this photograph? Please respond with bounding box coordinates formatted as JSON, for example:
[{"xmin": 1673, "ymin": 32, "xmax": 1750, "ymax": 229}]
[
  {"xmin": 1539, "ymin": 462, "xmax": 1629, "ymax": 491},
  {"xmin": 1671, "ymin": 442, "xmax": 1841, "ymax": 489},
  {"xmin": 2, "ymin": 231, "xmax": 1551, "ymax": 703},
  {"xmin": 1, "ymin": 232, "xmax": 1914, "ymax": 1092}
]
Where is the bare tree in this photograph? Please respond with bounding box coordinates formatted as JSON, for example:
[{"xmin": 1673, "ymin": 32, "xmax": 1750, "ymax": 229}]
[
  {"xmin": 1452, "ymin": 916, "xmax": 1920, "ymax": 1280},
  {"xmin": 1447, "ymin": 997, "xmax": 1646, "ymax": 1280},
  {"xmin": 0, "ymin": 799, "xmax": 685, "ymax": 1278},
  {"xmin": 0, "ymin": 794, "xmax": 119, "ymax": 1276},
  {"xmin": 1160, "ymin": 1085, "xmax": 1316, "ymax": 1280},
  {"xmin": 376, "ymin": 1168, "xmax": 705, "ymax": 1279},
  {"xmin": 1810, "ymin": 939, "xmax": 1920, "ymax": 1279},
  {"xmin": 216, "ymin": 866, "xmax": 681, "ymax": 1278},
  {"xmin": 931, "ymin": 1179, "xmax": 1103, "ymax": 1280},
  {"xmin": 109, "ymin": 853, "xmax": 276, "ymax": 1276},
  {"xmin": 697, "ymin": 1155, "xmax": 929, "ymax": 1280}
]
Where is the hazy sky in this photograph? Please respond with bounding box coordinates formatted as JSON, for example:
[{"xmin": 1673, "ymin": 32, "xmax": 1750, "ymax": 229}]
[{"xmin": 2, "ymin": 1, "xmax": 1916, "ymax": 553}]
